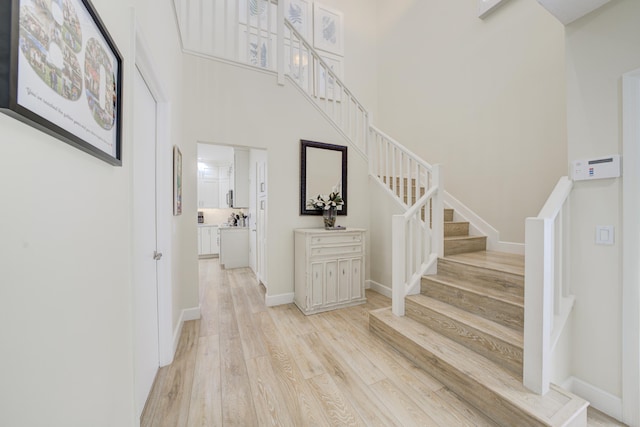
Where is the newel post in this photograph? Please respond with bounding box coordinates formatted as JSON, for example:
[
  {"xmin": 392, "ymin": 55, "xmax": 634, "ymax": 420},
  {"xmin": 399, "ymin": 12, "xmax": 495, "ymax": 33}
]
[
  {"xmin": 523, "ymin": 217, "xmax": 552, "ymax": 395},
  {"xmin": 392, "ymin": 214, "xmax": 406, "ymax": 316},
  {"xmin": 432, "ymin": 164, "xmax": 444, "ymax": 259}
]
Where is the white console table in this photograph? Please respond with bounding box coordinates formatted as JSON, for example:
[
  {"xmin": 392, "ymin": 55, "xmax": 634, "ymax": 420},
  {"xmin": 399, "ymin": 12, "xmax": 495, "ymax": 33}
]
[{"xmin": 294, "ymin": 228, "xmax": 366, "ymax": 315}]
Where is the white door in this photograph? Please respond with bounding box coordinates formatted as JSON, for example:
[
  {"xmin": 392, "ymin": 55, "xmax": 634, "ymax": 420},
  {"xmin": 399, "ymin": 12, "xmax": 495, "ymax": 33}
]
[{"xmin": 133, "ymin": 68, "xmax": 160, "ymax": 417}]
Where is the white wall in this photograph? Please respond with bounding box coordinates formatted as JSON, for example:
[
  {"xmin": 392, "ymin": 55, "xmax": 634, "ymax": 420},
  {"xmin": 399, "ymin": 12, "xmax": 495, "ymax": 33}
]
[
  {"xmin": 0, "ymin": 0, "xmax": 194, "ymax": 424},
  {"xmin": 182, "ymin": 57, "xmax": 371, "ymax": 301},
  {"xmin": 375, "ymin": 0, "xmax": 567, "ymax": 243},
  {"xmin": 0, "ymin": 117, "xmax": 136, "ymax": 427},
  {"xmin": 565, "ymin": 0, "xmax": 640, "ymax": 404}
]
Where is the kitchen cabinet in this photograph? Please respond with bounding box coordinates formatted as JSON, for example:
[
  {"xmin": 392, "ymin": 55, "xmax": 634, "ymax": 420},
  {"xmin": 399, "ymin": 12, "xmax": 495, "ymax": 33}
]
[
  {"xmin": 198, "ymin": 225, "xmax": 219, "ymax": 256},
  {"xmin": 294, "ymin": 228, "xmax": 366, "ymax": 315},
  {"xmin": 219, "ymin": 227, "xmax": 249, "ymax": 268},
  {"xmin": 197, "ymin": 163, "xmax": 231, "ymax": 208}
]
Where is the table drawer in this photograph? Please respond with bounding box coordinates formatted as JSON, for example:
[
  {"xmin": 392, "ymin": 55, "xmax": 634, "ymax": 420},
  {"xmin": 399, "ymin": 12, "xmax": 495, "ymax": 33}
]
[
  {"xmin": 311, "ymin": 244, "xmax": 362, "ymax": 257},
  {"xmin": 310, "ymin": 233, "xmax": 362, "ymax": 246}
]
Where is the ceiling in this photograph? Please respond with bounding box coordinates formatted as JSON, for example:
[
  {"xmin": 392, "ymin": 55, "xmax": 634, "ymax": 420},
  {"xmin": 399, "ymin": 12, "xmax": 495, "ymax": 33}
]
[{"xmin": 536, "ymin": 0, "xmax": 612, "ymax": 24}]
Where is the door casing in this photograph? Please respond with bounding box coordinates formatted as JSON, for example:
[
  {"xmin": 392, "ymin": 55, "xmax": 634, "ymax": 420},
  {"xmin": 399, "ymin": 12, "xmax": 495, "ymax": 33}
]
[{"xmin": 622, "ymin": 67, "xmax": 640, "ymax": 427}]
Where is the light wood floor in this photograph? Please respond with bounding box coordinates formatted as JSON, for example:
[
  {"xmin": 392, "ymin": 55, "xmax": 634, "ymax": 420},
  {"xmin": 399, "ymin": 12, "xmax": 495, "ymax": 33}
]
[{"xmin": 141, "ymin": 258, "xmax": 626, "ymax": 426}]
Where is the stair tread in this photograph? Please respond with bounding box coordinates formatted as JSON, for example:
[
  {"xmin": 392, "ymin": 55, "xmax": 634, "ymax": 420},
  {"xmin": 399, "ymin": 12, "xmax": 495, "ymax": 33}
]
[
  {"xmin": 407, "ymin": 294, "xmax": 523, "ymax": 348},
  {"xmin": 444, "ymin": 250, "xmax": 524, "ymax": 277},
  {"xmin": 424, "ymin": 274, "xmax": 524, "ymax": 306},
  {"xmin": 370, "ymin": 308, "xmax": 589, "ymax": 426},
  {"xmin": 444, "ymin": 235, "xmax": 487, "ymax": 241}
]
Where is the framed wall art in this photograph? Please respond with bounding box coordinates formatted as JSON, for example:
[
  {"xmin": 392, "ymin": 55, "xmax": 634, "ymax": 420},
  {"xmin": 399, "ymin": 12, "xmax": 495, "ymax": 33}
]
[
  {"xmin": 239, "ymin": 0, "xmax": 277, "ymax": 34},
  {"xmin": 0, "ymin": 0, "xmax": 123, "ymax": 165},
  {"xmin": 313, "ymin": 3, "xmax": 343, "ymax": 56},
  {"xmin": 284, "ymin": 0, "xmax": 311, "ymax": 40},
  {"xmin": 173, "ymin": 145, "xmax": 182, "ymax": 216}
]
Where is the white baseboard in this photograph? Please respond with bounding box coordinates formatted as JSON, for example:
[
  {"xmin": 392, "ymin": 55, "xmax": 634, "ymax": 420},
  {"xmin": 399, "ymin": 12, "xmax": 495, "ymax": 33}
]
[
  {"xmin": 494, "ymin": 241, "xmax": 525, "ymax": 255},
  {"xmin": 182, "ymin": 306, "xmax": 201, "ymax": 321},
  {"xmin": 562, "ymin": 376, "xmax": 623, "ymax": 422},
  {"xmin": 265, "ymin": 292, "xmax": 294, "ymax": 307},
  {"xmin": 444, "ymin": 191, "xmax": 524, "ymax": 255},
  {"xmin": 367, "ymin": 280, "xmax": 392, "ymax": 298},
  {"xmin": 171, "ymin": 306, "xmax": 202, "ymax": 359}
]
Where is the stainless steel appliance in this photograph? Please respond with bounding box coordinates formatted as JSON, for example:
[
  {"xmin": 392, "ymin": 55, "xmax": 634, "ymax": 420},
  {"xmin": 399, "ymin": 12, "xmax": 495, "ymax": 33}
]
[{"xmin": 226, "ymin": 189, "xmax": 234, "ymax": 208}]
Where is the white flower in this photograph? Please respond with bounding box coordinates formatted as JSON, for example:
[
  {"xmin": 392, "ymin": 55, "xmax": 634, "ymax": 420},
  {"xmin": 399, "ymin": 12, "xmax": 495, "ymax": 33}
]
[{"xmin": 307, "ymin": 189, "xmax": 344, "ymax": 211}]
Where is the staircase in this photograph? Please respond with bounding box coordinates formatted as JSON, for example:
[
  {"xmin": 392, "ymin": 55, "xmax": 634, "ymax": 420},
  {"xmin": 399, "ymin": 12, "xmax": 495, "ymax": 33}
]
[{"xmin": 370, "ymin": 207, "xmax": 588, "ymax": 426}]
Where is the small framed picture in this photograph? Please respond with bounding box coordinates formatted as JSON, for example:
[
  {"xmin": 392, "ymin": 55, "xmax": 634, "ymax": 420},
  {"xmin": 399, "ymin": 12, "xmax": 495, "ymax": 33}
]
[
  {"xmin": 239, "ymin": 27, "xmax": 276, "ymax": 69},
  {"xmin": 173, "ymin": 145, "xmax": 182, "ymax": 216},
  {"xmin": 239, "ymin": 0, "xmax": 277, "ymax": 33},
  {"xmin": 313, "ymin": 3, "xmax": 343, "ymax": 56},
  {"xmin": 285, "ymin": 0, "xmax": 312, "ymax": 40}
]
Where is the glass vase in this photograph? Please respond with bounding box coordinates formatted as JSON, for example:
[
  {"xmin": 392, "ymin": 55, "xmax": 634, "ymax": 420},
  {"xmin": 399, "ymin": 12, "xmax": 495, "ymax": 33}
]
[{"xmin": 323, "ymin": 206, "xmax": 337, "ymax": 229}]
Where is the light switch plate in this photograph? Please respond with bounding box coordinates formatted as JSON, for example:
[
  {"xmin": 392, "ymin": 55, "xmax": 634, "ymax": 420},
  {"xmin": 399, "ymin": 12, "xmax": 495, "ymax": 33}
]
[{"xmin": 596, "ymin": 225, "xmax": 614, "ymax": 245}]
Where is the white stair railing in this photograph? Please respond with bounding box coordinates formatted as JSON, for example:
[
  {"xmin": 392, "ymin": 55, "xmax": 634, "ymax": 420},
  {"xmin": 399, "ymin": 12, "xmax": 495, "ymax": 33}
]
[
  {"xmin": 370, "ymin": 126, "xmax": 443, "ymax": 315},
  {"xmin": 524, "ymin": 176, "xmax": 574, "ymax": 395},
  {"xmin": 173, "ymin": 0, "xmax": 442, "ymax": 316},
  {"xmin": 282, "ymin": 21, "xmax": 369, "ymax": 156},
  {"xmin": 175, "ymin": 0, "xmax": 279, "ymax": 69}
]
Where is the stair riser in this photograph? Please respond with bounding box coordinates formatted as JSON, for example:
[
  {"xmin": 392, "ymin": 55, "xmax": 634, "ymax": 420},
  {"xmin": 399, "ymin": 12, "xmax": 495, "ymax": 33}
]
[
  {"xmin": 438, "ymin": 258, "xmax": 524, "ymax": 298},
  {"xmin": 444, "ymin": 237, "xmax": 487, "ymax": 255},
  {"xmin": 444, "ymin": 222, "xmax": 469, "ymax": 237},
  {"xmin": 444, "ymin": 209, "xmax": 454, "ymax": 222},
  {"xmin": 444, "ymin": 208, "xmax": 453, "ymax": 222},
  {"xmin": 405, "ymin": 299, "xmax": 522, "ymax": 376},
  {"xmin": 369, "ymin": 314, "xmax": 547, "ymax": 427},
  {"xmin": 421, "ymin": 278, "xmax": 523, "ymax": 330}
]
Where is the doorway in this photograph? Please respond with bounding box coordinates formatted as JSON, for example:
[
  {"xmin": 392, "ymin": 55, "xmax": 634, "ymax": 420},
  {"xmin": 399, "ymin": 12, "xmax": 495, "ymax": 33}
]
[
  {"xmin": 132, "ymin": 33, "xmax": 174, "ymax": 418},
  {"xmin": 196, "ymin": 143, "xmax": 268, "ymax": 287},
  {"xmin": 133, "ymin": 68, "xmax": 161, "ymax": 417}
]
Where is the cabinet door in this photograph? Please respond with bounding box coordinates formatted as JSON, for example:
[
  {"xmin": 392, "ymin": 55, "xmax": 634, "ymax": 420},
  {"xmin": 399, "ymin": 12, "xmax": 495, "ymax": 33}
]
[
  {"xmin": 198, "ymin": 179, "xmax": 219, "ymax": 208},
  {"xmin": 338, "ymin": 259, "xmax": 351, "ymax": 302},
  {"xmin": 351, "ymin": 258, "xmax": 363, "ymax": 300},
  {"xmin": 201, "ymin": 227, "xmax": 213, "ymax": 254},
  {"xmin": 212, "ymin": 228, "xmax": 220, "ymax": 255},
  {"xmin": 310, "ymin": 262, "xmax": 324, "ymax": 309},
  {"xmin": 325, "ymin": 261, "xmax": 338, "ymax": 304},
  {"xmin": 197, "ymin": 228, "xmax": 203, "ymax": 255}
]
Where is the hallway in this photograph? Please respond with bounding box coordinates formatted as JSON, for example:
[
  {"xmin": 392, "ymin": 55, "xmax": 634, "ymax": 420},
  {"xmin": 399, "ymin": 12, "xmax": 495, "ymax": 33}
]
[{"xmin": 141, "ymin": 259, "xmax": 624, "ymax": 426}]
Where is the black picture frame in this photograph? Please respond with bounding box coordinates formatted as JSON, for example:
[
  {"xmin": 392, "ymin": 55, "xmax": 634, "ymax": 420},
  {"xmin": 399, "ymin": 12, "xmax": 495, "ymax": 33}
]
[
  {"xmin": 0, "ymin": 0, "xmax": 123, "ymax": 165},
  {"xmin": 300, "ymin": 139, "xmax": 348, "ymax": 216}
]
